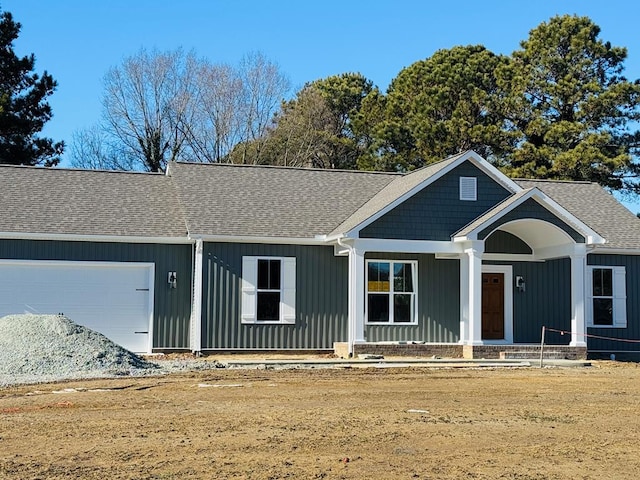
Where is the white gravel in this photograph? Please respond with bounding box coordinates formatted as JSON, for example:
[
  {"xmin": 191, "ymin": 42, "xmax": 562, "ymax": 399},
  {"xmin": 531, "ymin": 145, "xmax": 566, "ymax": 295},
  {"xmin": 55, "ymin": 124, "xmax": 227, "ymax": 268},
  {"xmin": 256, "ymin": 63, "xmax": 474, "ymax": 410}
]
[{"xmin": 0, "ymin": 314, "xmax": 215, "ymax": 387}]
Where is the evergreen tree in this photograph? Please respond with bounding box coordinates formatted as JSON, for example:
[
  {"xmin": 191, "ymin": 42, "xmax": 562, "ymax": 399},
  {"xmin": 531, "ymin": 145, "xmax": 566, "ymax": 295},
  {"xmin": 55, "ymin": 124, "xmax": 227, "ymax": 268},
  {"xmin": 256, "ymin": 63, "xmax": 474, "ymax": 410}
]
[
  {"xmin": 495, "ymin": 15, "xmax": 640, "ymax": 191},
  {"xmin": 0, "ymin": 10, "xmax": 63, "ymax": 166}
]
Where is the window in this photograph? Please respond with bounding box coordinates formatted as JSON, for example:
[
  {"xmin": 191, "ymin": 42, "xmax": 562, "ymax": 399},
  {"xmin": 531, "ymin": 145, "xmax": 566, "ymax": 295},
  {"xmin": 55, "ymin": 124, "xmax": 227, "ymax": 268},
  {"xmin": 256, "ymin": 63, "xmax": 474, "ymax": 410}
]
[
  {"xmin": 459, "ymin": 176, "xmax": 477, "ymax": 201},
  {"xmin": 241, "ymin": 256, "xmax": 296, "ymax": 324},
  {"xmin": 586, "ymin": 266, "xmax": 626, "ymax": 328},
  {"xmin": 366, "ymin": 260, "xmax": 417, "ymax": 324}
]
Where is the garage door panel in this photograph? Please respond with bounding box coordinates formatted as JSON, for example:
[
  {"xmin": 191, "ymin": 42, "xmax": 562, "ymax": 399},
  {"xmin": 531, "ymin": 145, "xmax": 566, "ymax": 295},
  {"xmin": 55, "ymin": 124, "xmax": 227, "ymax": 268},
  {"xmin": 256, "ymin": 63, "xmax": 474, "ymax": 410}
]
[{"xmin": 0, "ymin": 261, "xmax": 153, "ymax": 353}]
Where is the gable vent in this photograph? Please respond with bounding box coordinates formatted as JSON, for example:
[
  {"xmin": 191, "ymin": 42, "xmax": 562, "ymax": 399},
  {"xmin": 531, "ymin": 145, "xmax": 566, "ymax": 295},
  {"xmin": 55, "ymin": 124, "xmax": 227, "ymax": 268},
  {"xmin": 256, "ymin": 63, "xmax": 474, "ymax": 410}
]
[{"xmin": 459, "ymin": 177, "xmax": 477, "ymax": 201}]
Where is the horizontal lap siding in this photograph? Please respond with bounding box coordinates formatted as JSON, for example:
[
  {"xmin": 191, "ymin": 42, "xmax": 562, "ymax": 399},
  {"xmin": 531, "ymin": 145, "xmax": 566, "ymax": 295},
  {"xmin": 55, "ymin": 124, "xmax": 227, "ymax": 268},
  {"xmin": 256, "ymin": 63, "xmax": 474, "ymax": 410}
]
[
  {"xmin": 361, "ymin": 162, "xmax": 511, "ymax": 241},
  {"xmin": 487, "ymin": 258, "xmax": 571, "ymax": 344},
  {"xmin": 365, "ymin": 253, "xmax": 459, "ymax": 343},
  {"xmin": 0, "ymin": 239, "xmax": 193, "ymax": 349},
  {"xmin": 202, "ymin": 243, "xmax": 347, "ymax": 349},
  {"xmin": 587, "ymin": 254, "xmax": 640, "ymax": 352}
]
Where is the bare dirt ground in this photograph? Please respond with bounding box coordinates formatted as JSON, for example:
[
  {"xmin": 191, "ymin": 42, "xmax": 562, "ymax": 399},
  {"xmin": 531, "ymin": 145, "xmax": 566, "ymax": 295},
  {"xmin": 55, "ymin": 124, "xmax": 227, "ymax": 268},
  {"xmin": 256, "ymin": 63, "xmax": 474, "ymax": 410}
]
[{"xmin": 1, "ymin": 361, "xmax": 640, "ymax": 479}]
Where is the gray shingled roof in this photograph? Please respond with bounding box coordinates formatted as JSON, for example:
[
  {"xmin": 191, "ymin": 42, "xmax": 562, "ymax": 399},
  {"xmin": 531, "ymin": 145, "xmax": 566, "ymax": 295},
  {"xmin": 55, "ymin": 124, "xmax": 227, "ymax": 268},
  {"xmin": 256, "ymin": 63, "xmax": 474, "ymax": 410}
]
[
  {"xmin": 168, "ymin": 161, "xmax": 397, "ymax": 238},
  {"xmin": 516, "ymin": 179, "xmax": 640, "ymax": 250},
  {"xmin": 329, "ymin": 152, "xmax": 469, "ymax": 236},
  {"xmin": 4, "ymin": 157, "xmax": 640, "ymax": 251},
  {"xmin": 0, "ymin": 165, "xmax": 187, "ymax": 238}
]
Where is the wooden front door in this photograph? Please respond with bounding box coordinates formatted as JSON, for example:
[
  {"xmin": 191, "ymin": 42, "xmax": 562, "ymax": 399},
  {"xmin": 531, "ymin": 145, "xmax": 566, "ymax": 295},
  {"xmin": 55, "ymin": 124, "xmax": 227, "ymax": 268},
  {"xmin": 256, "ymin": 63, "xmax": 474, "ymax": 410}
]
[{"xmin": 482, "ymin": 273, "xmax": 505, "ymax": 340}]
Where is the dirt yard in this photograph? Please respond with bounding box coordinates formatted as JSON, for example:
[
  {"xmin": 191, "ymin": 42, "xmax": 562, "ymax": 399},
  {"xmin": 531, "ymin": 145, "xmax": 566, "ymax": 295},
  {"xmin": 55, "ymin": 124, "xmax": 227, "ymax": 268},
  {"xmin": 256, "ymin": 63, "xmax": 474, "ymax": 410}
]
[{"xmin": 1, "ymin": 361, "xmax": 640, "ymax": 479}]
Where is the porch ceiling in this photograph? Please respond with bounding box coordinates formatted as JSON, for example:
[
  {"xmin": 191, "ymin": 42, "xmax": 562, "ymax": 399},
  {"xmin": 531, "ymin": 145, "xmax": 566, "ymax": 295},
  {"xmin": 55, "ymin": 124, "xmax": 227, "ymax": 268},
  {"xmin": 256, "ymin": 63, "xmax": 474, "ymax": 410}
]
[{"xmin": 497, "ymin": 219, "xmax": 575, "ymax": 252}]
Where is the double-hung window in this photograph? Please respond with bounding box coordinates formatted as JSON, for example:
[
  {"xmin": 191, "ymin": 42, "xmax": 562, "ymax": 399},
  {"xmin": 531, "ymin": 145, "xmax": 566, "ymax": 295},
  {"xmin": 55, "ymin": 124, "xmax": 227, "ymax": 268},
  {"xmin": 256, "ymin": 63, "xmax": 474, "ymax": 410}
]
[
  {"xmin": 241, "ymin": 256, "xmax": 296, "ymax": 324},
  {"xmin": 586, "ymin": 266, "xmax": 626, "ymax": 328},
  {"xmin": 366, "ymin": 260, "xmax": 417, "ymax": 324}
]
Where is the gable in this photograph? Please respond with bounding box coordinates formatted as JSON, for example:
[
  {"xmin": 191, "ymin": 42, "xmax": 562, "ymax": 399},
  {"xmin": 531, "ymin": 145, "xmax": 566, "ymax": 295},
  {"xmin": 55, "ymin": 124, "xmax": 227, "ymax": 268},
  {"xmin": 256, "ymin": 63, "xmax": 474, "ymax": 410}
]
[
  {"xmin": 477, "ymin": 198, "xmax": 585, "ymax": 243},
  {"xmin": 359, "ymin": 161, "xmax": 512, "ymax": 241}
]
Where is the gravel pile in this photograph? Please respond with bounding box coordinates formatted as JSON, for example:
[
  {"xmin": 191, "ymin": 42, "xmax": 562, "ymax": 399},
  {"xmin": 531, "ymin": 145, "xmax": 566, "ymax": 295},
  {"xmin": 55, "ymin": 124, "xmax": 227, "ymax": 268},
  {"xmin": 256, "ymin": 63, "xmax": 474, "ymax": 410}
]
[{"xmin": 0, "ymin": 314, "xmax": 164, "ymax": 386}]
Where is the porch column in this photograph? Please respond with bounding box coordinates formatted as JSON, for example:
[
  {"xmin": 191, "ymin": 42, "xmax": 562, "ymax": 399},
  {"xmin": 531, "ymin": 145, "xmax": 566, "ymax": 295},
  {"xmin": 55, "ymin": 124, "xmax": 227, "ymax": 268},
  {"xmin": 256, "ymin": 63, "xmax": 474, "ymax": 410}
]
[
  {"xmin": 570, "ymin": 244, "xmax": 587, "ymax": 347},
  {"xmin": 465, "ymin": 242, "xmax": 484, "ymax": 345},
  {"xmin": 459, "ymin": 254, "xmax": 469, "ymax": 344},
  {"xmin": 348, "ymin": 245, "xmax": 366, "ymax": 353},
  {"xmin": 190, "ymin": 238, "xmax": 203, "ymax": 353}
]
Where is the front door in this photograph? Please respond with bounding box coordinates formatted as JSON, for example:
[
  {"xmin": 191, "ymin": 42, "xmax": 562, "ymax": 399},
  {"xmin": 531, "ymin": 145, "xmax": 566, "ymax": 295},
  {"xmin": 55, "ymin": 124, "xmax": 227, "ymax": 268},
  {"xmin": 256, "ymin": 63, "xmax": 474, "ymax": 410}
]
[{"xmin": 482, "ymin": 273, "xmax": 504, "ymax": 340}]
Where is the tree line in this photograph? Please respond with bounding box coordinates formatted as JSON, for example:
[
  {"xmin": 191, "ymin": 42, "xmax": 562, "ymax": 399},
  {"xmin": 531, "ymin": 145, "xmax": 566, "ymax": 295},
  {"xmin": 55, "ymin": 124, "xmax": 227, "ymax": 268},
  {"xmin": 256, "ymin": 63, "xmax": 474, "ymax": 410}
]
[{"xmin": 3, "ymin": 9, "xmax": 640, "ymax": 194}]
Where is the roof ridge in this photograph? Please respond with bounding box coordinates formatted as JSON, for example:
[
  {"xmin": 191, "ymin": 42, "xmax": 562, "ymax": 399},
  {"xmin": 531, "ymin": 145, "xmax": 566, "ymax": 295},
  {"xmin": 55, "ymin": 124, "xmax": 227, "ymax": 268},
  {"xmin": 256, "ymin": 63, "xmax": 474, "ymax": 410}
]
[
  {"xmin": 0, "ymin": 164, "xmax": 164, "ymax": 176},
  {"xmin": 515, "ymin": 177, "xmax": 595, "ymax": 185},
  {"xmin": 172, "ymin": 161, "xmax": 403, "ymax": 176}
]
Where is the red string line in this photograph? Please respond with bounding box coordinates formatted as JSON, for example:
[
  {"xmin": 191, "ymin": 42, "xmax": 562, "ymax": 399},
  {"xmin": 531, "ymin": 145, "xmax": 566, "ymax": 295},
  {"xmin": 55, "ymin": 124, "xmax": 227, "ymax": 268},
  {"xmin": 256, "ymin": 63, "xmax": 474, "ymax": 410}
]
[{"xmin": 544, "ymin": 327, "xmax": 640, "ymax": 344}]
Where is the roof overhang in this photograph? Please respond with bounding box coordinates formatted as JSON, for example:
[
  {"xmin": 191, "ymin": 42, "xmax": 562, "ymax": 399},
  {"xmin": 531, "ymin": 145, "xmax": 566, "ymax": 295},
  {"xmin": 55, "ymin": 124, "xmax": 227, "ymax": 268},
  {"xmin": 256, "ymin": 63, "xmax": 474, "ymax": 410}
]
[
  {"xmin": 189, "ymin": 234, "xmax": 329, "ymax": 245},
  {"xmin": 0, "ymin": 231, "xmax": 193, "ymax": 244}
]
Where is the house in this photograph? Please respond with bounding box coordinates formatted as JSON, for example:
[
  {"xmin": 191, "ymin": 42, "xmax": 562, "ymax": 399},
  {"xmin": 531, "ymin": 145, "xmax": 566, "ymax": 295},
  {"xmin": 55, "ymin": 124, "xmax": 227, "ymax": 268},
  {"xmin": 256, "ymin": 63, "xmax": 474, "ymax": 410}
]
[{"xmin": 2, "ymin": 150, "xmax": 640, "ymax": 359}]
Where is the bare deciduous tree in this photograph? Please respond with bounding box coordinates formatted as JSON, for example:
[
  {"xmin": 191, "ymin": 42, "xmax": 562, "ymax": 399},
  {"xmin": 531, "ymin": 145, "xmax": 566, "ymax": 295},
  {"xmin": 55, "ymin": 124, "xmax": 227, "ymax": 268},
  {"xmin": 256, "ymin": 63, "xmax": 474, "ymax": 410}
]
[{"xmin": 71, "ymin": 48, "xmax": 290, "ymax": 171}]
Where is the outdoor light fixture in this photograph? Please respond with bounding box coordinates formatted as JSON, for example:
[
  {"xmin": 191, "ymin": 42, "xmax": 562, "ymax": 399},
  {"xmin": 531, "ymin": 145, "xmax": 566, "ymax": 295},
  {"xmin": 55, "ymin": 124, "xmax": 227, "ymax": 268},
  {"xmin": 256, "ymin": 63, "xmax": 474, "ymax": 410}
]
[
  {"xmin": 515, "ymin": 275, "xmax": 525, "ymax": 292},
  {"xmin": 168, "ymin": 271, "xmax": 177, "ymax": 289}
]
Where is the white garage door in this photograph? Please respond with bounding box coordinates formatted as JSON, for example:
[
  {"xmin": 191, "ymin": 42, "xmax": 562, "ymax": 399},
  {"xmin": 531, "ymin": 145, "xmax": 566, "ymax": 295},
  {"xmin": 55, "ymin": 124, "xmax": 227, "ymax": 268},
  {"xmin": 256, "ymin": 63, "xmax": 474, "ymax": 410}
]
[{"xmin": 0, "ymin": 260, "xmax": 154, "ymax": 353}]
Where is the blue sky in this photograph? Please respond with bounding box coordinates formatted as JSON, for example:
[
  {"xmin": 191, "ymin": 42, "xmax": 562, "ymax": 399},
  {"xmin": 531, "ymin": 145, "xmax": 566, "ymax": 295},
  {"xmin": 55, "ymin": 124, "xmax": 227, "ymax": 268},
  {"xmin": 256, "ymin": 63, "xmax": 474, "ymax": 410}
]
[{"xmin": 5, "ymin": 0, "xmax": 640, "ymax": 211}]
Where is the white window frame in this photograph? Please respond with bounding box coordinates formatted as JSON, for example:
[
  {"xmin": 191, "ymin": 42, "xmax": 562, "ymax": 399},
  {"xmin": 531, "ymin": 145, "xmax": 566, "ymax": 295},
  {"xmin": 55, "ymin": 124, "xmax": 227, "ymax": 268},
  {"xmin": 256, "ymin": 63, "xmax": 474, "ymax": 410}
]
[
  {"xmin": 241, "ymin": 256, "xmax": 296, "ymax": 324},
  {"xmin": 459, "ymin": 176, "xmax": 477, "ymax": 201},
  {"xmin": 365, "ymin": 259, "xmax": 418, "ymax": 325},
  {"xmin": 586, "ymin": 266, "xmax": 626, "ymax": 328}
]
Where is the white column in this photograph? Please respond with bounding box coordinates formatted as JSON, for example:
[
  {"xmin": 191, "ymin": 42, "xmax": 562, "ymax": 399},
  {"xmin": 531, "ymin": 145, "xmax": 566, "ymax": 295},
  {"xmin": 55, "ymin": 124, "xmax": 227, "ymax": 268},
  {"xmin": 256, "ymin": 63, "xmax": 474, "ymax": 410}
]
[
  {"xmin": 570, "ymin": 244, "xmax": 587, "ymax": 347},
  {"xmin": 190, "ymin": 238, "xmax": 204, "ymax": 353},
  {"xmin": 347, "ymin": 245, "xmax": 366, "ymax": 354},
  {"xmin": 459, "ymin": 253, "xmax": 469, "ymax": 344},
  {"xmin": 465, "ymin": 242, "xmax": 484, "ymax": 345}
]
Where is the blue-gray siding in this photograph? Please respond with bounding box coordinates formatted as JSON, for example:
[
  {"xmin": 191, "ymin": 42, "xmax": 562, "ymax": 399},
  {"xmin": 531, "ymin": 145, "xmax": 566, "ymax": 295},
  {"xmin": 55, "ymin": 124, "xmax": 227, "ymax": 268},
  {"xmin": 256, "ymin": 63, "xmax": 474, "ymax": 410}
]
[
  {"xmin": 365, "ymin": 253, "xmax": 460, "ymax": 343},
  {"xmin": 478, "ymin": 198, "xmax": 585, "ymax": 242},
  {"xmin": 587, "ymin": 254, "xmax": 640, "ymax": 353},
  {"xmin": 360, "ymin": 161, "xmax": 511, "ymax": 240},
  {"xmin": 486, "ymin": 258, "xmax": 571, "ymax": 344},
  {"xmin": 0, "ymin": 239, "xmax": 193, "ymax": 349},
  {"xmin": 201, "ymin": 242, "xmax": 347, "ymax": 349}
]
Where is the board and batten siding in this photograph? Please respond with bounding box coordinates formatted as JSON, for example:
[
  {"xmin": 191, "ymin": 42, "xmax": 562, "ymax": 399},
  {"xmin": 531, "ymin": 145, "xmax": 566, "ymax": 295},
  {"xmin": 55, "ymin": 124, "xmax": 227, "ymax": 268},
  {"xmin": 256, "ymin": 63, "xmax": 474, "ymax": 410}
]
[
  {"xmin": 485, "ymin": 230, "xmax": 532, "ymax": 254},
  {"xmin": 587, "ymin": 254, "xmax": 640, "ymax": 354},
  {"xmin": 201, "ymin": 242, "xmax": 348, "ymax": 350},
  {"xmin": 0, "ymin": 239, "xmax": 192, "ymax": 349},
  {"xmin": 364, "ymin": 252, "xmax": 460, "ymax": 343},
  {"xmin": 360, "ymin": 161, "xmax": 511, "ymax": 241},
  {"xmin": 486, "ymin": 258, "xmax": 571, "ymax": 344}
]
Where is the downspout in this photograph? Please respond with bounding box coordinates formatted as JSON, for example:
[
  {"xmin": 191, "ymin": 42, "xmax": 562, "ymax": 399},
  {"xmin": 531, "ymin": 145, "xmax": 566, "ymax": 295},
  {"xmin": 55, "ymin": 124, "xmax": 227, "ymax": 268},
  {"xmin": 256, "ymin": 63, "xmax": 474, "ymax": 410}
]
[
  {"xmin": 337, "ymin": 236, "xmax": 355, "ymax": 356},
  {"xmin": 190, "ymin": 238, "xmax": 204, "ymax": 354}
]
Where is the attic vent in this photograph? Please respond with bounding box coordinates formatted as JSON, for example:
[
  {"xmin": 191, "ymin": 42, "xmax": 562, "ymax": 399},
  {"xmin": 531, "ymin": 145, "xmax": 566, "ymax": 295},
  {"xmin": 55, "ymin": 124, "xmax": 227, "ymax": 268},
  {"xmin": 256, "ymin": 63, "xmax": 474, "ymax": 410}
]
[{"xmin": 459, "ymin": 177, "xmax": 477, "ymax": 201}]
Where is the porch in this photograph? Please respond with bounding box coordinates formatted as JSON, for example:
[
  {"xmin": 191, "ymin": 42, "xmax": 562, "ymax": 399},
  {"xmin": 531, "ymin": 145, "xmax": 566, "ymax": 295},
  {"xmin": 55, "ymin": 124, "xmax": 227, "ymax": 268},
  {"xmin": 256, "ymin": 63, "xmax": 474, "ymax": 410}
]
[{"xmin": 335, "ymin": 342, "xmax": 587, "ymax": 360}]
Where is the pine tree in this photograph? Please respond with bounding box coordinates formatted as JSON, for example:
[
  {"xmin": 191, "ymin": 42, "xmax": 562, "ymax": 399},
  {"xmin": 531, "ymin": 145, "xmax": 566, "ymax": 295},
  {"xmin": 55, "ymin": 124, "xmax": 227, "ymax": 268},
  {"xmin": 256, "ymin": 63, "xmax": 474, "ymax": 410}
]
[{"xmin": 0, "ymin": 10, "xmax": 63, "ymax": 166}]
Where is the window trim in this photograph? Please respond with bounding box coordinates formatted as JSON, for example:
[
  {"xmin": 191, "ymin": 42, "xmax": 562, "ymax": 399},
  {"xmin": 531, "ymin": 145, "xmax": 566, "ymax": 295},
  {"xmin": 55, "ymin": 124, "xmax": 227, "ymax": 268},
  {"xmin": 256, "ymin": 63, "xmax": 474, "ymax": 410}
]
[
  {"xmin": 459, "ymin": 176, "xmax": 477, "ymax": 201},
  {"xmin": 365, "ymin": 259, "xmax": 418, "ymax": 325},
  {"xmin": 241, "ymin": 256, "xmax": 296, "ymax": 325},
  {"xmin": 586, "ymin": 265, "xmax": 626, "ymax": 328}
]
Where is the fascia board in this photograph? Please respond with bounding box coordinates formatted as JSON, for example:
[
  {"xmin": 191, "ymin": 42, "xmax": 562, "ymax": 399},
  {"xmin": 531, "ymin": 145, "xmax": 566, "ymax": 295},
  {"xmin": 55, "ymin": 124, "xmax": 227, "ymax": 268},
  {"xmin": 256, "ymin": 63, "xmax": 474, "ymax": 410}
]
[
  {"xmin": 189, "ymin": 234, "xmax": 328, "ymax": 245},
  {"xmin": 588, "ymin": 247, "xmax": 640, "ymax": 255},
  {"xmin": 0, "ymin": 232, "xmax": 193, "ymax": 244}
]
